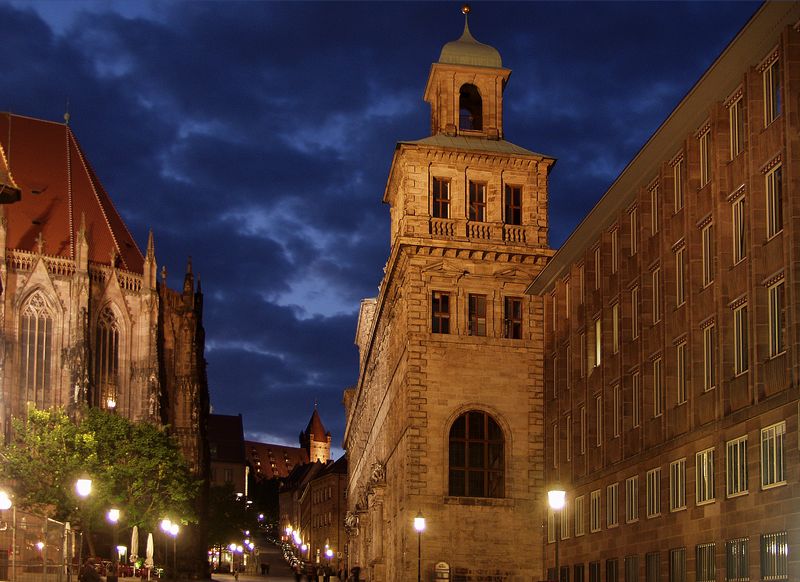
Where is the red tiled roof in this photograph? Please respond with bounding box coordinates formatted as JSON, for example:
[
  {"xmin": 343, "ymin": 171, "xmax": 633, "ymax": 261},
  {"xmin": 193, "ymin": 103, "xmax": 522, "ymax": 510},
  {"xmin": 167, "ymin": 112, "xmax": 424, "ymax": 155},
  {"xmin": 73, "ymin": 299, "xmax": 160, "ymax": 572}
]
[
  {"xmin": 245, "ymin": 440, "xmax": 308, "ymax": 480},
  {"xmin": 304, "ymin": 409, "xmax": 330, "ymax": 440},
  {"xmin": 0, "ymin": 113, "xmax": 144, "ymax": 272}
]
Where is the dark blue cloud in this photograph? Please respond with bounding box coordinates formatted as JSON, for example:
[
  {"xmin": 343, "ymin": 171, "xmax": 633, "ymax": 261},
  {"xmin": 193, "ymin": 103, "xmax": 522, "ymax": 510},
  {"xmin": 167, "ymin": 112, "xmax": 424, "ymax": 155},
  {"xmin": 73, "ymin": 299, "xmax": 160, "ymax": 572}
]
[{"xmin": 0, "ymin": 0, "xmax": 760, "ymax": 447}]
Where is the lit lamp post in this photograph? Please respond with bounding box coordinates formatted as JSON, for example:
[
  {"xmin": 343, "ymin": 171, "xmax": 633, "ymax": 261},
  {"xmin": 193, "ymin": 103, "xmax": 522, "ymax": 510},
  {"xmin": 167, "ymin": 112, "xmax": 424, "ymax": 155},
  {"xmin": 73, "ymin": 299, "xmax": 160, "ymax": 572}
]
[
  {"xmin": 107, "ymin": 509, "xmax": 121, "ymax": 581},
  {"xmin": 0, "ymin": 490, "xmax": 14, "ymax": 582},
  {"xmin": 169, "ymin": 523, "xmax": 179, "ymax": 579},
  {"xmin": 74, "ymin": 479, "xmax": 92, "ymax": 570},
  {"xmin": 413, "ymin": 511, "xmax": 425, "ymax": 582},
  {"xmin": 547, "ymin": 487, "xmax": 566, "ymax": 582},
  {"xmin": 160, "ymin": 519, "xmax": 172, "ymax": 579}
]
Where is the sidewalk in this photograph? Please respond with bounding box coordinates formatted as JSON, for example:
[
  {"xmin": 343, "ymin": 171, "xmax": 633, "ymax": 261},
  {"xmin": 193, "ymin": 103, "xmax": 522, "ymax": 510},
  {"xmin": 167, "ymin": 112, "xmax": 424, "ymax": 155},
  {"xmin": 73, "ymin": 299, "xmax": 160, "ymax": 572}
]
[{"xmin": 211, "ymin": 542, "xmax": 342, "ymax": 582}]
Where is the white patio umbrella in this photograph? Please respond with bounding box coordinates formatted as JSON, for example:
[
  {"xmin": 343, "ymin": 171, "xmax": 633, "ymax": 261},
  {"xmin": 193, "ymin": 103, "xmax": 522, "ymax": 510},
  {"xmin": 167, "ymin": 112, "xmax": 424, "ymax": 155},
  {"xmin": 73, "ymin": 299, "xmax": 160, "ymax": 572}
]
[
  {"xmin": 145, "ymin": 533, "xmax": 154, "ymax": 568},
  {"xmin": 131, "ymin": 526, "xmax": 139, "ymax": 562}
]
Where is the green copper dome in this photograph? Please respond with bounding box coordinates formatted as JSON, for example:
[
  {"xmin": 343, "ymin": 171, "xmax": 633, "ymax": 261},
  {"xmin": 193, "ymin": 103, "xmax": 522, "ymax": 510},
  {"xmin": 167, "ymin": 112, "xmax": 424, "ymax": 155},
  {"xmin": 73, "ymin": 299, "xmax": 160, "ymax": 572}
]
[{"xmin": 438, "ymin": 20, "xmax": 502, "ymax": 68}]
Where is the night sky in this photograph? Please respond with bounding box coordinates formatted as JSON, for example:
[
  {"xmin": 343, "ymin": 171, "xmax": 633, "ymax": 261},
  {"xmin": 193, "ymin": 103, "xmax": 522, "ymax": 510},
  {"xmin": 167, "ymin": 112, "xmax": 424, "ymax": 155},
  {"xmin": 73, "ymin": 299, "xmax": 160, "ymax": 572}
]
[{"xmin": 3, "ymin": 1, "xmax": 760, "ymax": 456}]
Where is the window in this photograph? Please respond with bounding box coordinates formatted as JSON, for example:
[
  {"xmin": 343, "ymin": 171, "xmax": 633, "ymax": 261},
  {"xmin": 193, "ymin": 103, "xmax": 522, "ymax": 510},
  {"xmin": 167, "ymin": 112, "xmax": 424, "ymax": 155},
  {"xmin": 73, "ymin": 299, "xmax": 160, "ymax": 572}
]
[
  {"xmin": 668, "ymin": 548, "xmax": 685, "ymax": 582},
  {"xmin": 95, "ymin": 305, "xmax": 120, "ymax": 409},
  {"xmin": 579, "ymin": 264, "xmax": 585, "ymax": 304},
  {"xmin": 566, "ymin": 414, "xmax": 572, "ymax": 462},
  {"xmin": 19, "ymin": 292, "xmax": 54, "ymax": 409},
  {"xmin": 760, "ymin": 531, "xmax": 788, "ymax": 580},
  {"xmin": 432, "ymin": 178, "xmax": 450, "ymax": 218},
  {"xmin": 646, "ymin": 468, "xmax": 660, "ymax": 518},
  {"xmin": 580, "ymin": 333, "xmax": 586, "ymax": 377},
  {"xmin": 632, "ymin": 371, "xmax": 641, "ymax": 427},
  {"xmin": 590, "ymin": 490, "xmax": 601, "ymax": 532},
  {"xmin": 553, "ymin": 355, "xmax": 558, "ymax": 400},
  {"xmin": 468, "ymin": 181, "xmax": 486, "ymax": 222},
  {"xmin": 726, "ymin": 538, "xmax": 748, "ymax": 582},
  {"xmin": 552, "ymin": 422, "xmax": 559, "ymax": 468},
  {"xmin": 766, "ymin": 164, "xmax": 783, "ymax": 238},
  {"xmin": 650, "ymin": 185, "xmax": 660, "ymax": 235},
  {"xmin": 630, "ymin": 207, "xmax": 638, "ymax": 255},
  {"xmin": 732, "ymin": 196, "xmax": 747, "ymax": 263},
  {"xmin": 703, "ymin": 323, "xmax": 716, "ymax": 391},
  {"xmin": 575, "ymin": 495, "xmax": 585, "ymax": 536},
  {"xmin": 768, "ymin": 281, "xmax": 786, "ymax": 356},
  {"xmin": 547, "ymin": 509, "xmax": 555, "ymax": 543},
  {"xmin": 504, "ymin": 184, "xmax": 522, "ymax": 225},
  {"xmin": 653, "ymin": 358, "xmax": 663, "ymax": 418},
  {"xmin": 574, "ymin": 564, "xmax": 585, "ymax": 582},
  {"xmin": 448, "ymin": 411, "xmax": 504, "ymax": 498},
  {"xmin": 675, "ymin": 247, "xmax": 685, "ymax": 306},
  {"xmin": 504, "ymin": 297, "xmax": 522, "ymax": 339},
  {"xmin": 565, "ymin": 280, "xmax": 571, "ymax": 317},
  {"xmin": 676, "ymin": 342, "xmax": 687, "ymax": 405},
  {"xmin": 702, "ymin": 223, "xmax": 714, "ymax": 286},
  {"xmin": 459, "ymin": 84, "xmax": 482, "ymax": 130},
  {"xmin": 652, "ymin": 268, "xmax": 661, "ymax": 323},
  {"xmin": 696, "ymin": 543, "xmax": 715, "ymax": 582},
  {"xmin": 726, "ymin": 436, "xmax": 748, "ymax": 497},
  {"xmin": 624, "ymin": 556, "xmax": 638, "ymax": 582},
  {"xmin": 566, "ymin": 344, "xmax": 571, "ymax": 389},
  {"xmin": 607, "ymin": 482, "xmax": 619, "ymax": 527},
  {"xmin": 761, "ymin": 422, "xmax": 785, "ymax": 489},
  {"xmin": 625, "ymin": 476, "xmax": 639, "ymax": 523},
  {"xmin": 468, "ymin": 294, "xmax": 487, "ymax": 336},
  {"xmin": 734, "ymin": 304, "xmax": 749, "ymax": 375},
  {"xmin": 612, "ymin": 303, "xmax": 619, "ymax": 354},
  {"xmin": 669, "ymin": 459, "xmax": 686, "ymax": 511},
  {"xmin": 580, "ymin": 405, "xmax": 586, "ymax": 455},
  {"xmin": 432, "ymin": 291, "xmax": 450, "ymax": 334},
  {"xmin": 696, "ymin": 448, "xmax": 715, "ymax": 504},
  {"xmin": 594, "ymin": 246, "xmax": 601, "ymax": 289},
  {"xmin": 729, "ymin": 95, "xmax": 745, "ymax": 159},
  {"xmin": 613, "ymin": 384, "xmax": 621, "ymax": 437},
  {"xmin": 645, "ymin": 553, "xmax": 660, "ymax": 582},
  {"xmin": 631, "ymin": 286, "xmax": 640, "ymax": 339},
  {"xmin": 699, "ymin": 130, "xmax": 711, "ymax": 187},
  {"xmin": 589, "ymin": 562, "xmax": 600, "ymax": 582},
  {"xmin": 763, "ymin": 57, "xmax": 781, "ymax": 126},
  {"xmin": 561, "ymin": 500, "xmax": 570, "ymax": 540},
  {"xmin": 606, "ymin": 559, "xmax": 619, "ymax": 582},
  {"xmin": 593, "ymin": 318, "xmax": 602, "ymax": 369},
  {"xmin": 595, "ymin": 394, "xmax": 603, "ymax": 447},
  {"xmin": 673, "ymin": 158, "xmax": 684, "ymax": 212},
  {"xmin": 611, "ymin": 229, "xmax": 619, "ymax": 273}
]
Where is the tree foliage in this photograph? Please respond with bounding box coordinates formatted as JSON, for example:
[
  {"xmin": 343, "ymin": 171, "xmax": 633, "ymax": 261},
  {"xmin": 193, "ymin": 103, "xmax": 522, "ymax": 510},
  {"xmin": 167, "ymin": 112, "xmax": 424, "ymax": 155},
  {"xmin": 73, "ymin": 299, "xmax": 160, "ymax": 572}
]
[
  {"xmin": 206, "ymin": 484, "xmax": 251, "ymax": 547},
  {"xmin": 0, "ymin": 406, "xmax": 198, "ymax": 533}
]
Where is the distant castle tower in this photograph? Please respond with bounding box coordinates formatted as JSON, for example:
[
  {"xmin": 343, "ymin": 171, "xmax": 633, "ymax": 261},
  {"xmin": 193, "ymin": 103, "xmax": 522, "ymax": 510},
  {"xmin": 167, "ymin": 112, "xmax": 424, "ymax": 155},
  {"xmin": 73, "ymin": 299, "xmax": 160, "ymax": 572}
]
[{"xmin": 300, "ymin": 407, "xmax": 331, "ymax": 463}]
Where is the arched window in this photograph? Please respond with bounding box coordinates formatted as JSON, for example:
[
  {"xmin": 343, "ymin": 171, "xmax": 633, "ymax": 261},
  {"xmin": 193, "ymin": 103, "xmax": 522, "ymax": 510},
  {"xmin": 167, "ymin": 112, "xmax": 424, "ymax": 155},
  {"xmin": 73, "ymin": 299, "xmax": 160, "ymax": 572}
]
[
  {"xmin": 459, "ymin": 84, "xmax": 483, "ymax": 131},
  {"xmin": 449, "ymin": 410, "xmax": 504, "ymax": 498},
  {"xmin": 19, "ymin": 292, "xmax": 54, "ymax": 408},
  {"xmin": 95, "ymin": 306, "xmax": 120, "ymax": 408}
]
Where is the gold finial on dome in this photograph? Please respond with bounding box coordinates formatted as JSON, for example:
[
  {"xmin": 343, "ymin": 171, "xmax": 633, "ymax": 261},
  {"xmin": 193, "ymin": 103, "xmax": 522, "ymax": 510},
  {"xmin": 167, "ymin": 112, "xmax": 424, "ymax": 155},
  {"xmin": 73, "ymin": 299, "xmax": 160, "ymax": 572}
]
[{"xmin": 461, "ymin": 4, "xmax": 471, "ymax": 15}]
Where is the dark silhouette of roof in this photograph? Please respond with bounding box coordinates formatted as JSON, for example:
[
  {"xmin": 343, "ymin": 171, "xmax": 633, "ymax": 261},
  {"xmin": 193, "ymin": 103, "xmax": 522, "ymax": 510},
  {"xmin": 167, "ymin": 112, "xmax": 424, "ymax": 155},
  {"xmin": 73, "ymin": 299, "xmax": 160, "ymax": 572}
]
[{"xmin": 207, "ymin": 413, "xmax": 246, "ymax": 464}]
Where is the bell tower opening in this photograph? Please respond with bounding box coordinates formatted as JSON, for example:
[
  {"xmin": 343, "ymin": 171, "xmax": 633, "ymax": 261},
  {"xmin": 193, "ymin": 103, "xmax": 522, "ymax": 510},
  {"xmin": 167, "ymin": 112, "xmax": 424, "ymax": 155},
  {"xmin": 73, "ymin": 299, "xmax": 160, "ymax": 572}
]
[{"xmin": 459, "ymin": 84, "xmax": 483, "ymax": 131}]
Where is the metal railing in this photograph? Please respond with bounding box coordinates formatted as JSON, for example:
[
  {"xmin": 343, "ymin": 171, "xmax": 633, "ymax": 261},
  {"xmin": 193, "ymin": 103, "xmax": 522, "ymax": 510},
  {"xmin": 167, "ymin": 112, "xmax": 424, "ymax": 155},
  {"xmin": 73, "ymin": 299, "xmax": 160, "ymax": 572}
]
[{"xmin": 0, "ymin": 508, "xmax": 79, "ymax": 582}]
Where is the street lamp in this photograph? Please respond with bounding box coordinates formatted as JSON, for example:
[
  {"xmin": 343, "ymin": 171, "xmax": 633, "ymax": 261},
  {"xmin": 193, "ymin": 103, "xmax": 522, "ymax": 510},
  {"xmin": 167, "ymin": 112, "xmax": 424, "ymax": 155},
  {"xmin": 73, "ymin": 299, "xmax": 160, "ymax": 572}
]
[
  {"xmin": 107, "ymin": 509, "xmax": 121, "ymax": 581},
  {"xmin": 548, "ymin": 487, "xmax": 566, "ymax": 582},
  {"xmin": 169, "ymin": 523, "xmax": 179, "ymax": 579},
  {"xmin": 413, "ymin": 511, "xmax": 425, "ymax": 582},
  {"xmin": 75, "ymin": 479, "xmax": 92, "ymax": 498},
  {"xmin": 160, "ymin": 519, "xmax": 172, "ymax": 579}
]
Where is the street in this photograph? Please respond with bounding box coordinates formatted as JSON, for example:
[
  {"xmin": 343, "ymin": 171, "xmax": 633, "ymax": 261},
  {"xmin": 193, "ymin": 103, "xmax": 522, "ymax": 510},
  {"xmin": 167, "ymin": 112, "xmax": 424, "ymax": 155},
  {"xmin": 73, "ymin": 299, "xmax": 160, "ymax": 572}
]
[{"xmin": 212, "ymin": 542, "xmax": 342, "ymax": 582}]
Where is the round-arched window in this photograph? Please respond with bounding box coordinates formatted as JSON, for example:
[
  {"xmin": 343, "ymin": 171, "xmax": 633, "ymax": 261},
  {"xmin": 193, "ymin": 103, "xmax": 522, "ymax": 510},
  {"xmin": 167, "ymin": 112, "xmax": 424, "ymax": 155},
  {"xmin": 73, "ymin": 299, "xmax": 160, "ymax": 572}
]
[
  {"xmin": 448, "ymin": 410, "xmax": 504, "ymax": 498},
  {"xmin": 459, "ymin": 84, "xmax": 483, "ymax": 131}
]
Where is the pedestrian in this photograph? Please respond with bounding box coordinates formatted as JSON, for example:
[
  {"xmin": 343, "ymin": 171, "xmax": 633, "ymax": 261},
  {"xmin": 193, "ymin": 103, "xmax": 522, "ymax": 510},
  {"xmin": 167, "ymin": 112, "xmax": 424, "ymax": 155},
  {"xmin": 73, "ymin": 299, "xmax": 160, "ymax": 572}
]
[
  {"xmin": 79, "ymin": 558, "xmax": 101, "ymax": 582},
  {"xmin": 234, "ymin": 566, "xmax": 239, "ymax": 581},
  {"xmin": 264, "ymin": 562, "xmax": 270, "ymax": 575},
  {"xmin": 260, "ymin": 562, "xmax": 267, "ymax": 576},
  {"xmin": 293, "ymin": 562, "xmax": 302, "ymax": 582}
]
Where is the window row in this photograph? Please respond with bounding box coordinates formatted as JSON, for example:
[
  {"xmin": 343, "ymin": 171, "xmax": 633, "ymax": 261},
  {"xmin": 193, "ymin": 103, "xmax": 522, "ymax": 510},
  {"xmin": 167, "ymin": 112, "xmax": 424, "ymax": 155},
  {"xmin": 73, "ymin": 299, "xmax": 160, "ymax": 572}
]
[
  {"xmin": 432, "ymin": 291, "xmax": 524, "ymax": 339},
  {"xmin": 549, "ymin": 278, "xmax": 787, "ymax": 399},
  {"xmin": 552, "ymin": 422, "xmax": 786, "ymax": 537},
  {"xmin": 19, "ymin": 291, "xmax": 123, "ymax": 411},
  {"xmin": 431, "ymin": 178, "xmax": 524, "ymax": 225},
  {"xmin": 548, "ymin": 532, "xmax": 787, "ymax": 582}
]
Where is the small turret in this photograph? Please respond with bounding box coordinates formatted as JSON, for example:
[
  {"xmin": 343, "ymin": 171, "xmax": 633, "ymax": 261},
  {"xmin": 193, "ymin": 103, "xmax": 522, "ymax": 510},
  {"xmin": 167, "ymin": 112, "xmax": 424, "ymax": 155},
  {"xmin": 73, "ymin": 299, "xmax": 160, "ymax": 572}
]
[
  {"xmin": 183, "ymin": 256, "xmax": 195, "ymax": 308},
  {"xmin": 143, "ymin": 229, "xmax": 157, "ymax": 290},
  {"xmin": 75, "ymin": 213, "xmax": 89, "ymax": 273},
  {"xmin": 300, "ymin": 406, "xmax": 332, "ymax": 463}
]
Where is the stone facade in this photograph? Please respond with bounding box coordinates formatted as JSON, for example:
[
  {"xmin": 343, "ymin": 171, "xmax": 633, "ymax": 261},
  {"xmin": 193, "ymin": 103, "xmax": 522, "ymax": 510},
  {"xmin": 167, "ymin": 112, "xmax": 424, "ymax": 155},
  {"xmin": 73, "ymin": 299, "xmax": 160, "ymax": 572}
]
[
  {"xmin": 528, "ymin": 4, "xmax": 800, "ymax": 581},
  {"xmin": 343, "ymin": 18, "xmax": 553, "ymax": 582}
]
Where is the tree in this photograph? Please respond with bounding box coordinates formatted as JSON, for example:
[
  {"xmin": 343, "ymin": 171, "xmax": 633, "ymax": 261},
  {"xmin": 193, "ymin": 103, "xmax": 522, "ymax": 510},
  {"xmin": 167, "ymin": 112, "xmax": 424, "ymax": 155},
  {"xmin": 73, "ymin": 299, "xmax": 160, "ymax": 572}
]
[{"xmin": 0, "ymin": 406, "xmax": 199, "ymax": 554}]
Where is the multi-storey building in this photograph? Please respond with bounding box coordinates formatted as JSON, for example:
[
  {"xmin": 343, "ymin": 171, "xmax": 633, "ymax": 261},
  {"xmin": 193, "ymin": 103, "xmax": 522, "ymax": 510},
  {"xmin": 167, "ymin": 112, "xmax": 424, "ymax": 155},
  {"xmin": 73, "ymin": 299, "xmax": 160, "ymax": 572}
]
[
  {"xmin": 527, "ymin": 4, "xmax": 800, "ymax": 581},
  {"xmin": 343, "ymin": 13, "xmax": 552, "ymax": 581}
]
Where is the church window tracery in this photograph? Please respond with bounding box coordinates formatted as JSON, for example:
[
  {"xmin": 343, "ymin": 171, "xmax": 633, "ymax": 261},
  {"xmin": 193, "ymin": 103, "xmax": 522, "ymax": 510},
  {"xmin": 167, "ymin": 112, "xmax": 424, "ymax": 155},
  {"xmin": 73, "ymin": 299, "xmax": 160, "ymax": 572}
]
[
  {"xmin": 448, "ymin": 410, "xmax": 504, "ymax": 498},
  {"xmin": 20, "ymin": 292, "xmax": 54, "ymax": 408},
  {"xmin": 459, "ymin": 84, "xmax": 483, "ymax": 131},
  {"xmin": 95, "ymin": 306, "xmax": 120, "ymax": 408}
]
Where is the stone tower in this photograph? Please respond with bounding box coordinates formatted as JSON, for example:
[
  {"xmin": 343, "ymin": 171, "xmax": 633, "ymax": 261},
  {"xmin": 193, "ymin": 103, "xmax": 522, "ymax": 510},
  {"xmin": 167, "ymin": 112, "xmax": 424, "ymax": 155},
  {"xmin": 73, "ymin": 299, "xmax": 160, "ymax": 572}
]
[
  {"xmin": 300, "ymin": 407, "xmax": 331, "ymax": 463},
  {"xmin": 343, "ymin": 10, "xmax": 555, "ymax": 581}
]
